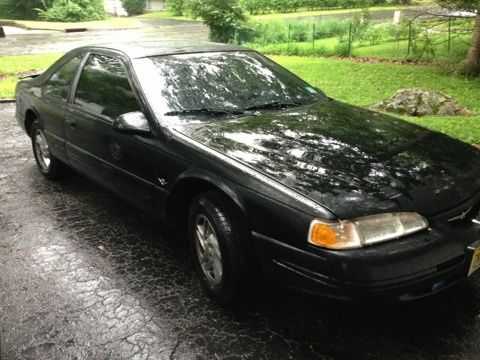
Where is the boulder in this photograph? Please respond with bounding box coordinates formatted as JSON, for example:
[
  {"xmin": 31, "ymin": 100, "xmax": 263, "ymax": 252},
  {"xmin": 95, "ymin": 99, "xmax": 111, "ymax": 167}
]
[{"xmin": 373, "ymin": 88, "xmax": 472, "ymax": 117}]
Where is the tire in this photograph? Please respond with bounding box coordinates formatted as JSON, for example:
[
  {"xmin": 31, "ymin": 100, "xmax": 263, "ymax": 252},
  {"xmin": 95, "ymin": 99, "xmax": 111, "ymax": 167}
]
[
  {"xmin": 188, "ymin": 191, "xmax": 253, "ymax": 305},
  {"xmin": 30, "ymin": 121, "xmax": 68, "ymax": 180}
]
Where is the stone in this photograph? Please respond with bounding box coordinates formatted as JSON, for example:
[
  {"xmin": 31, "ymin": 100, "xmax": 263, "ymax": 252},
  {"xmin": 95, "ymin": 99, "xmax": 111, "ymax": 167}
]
[{"xmin": 373, "ymin": 88, "xmax": 472, "ymax": 117}]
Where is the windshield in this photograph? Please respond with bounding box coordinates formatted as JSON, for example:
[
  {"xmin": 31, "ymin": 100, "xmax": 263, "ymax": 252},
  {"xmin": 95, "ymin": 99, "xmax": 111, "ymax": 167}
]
[{"xmin": 134, "ymin": 51, "xmax": 325, "ymax": 118}]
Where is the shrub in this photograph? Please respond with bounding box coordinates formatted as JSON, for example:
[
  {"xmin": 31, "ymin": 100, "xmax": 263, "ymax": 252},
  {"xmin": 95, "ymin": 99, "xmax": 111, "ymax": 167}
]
[
  {"xmin": 334, "ymin": 40, "xmax": 352, "ymax": 56},
  {"xmin": 248, "ymin": 19, "xmax": 350, "ymax": 44},
  {"xmin": 189, "ymin": 0, "xmax": 246, "ymax": 43},
  {"xmin": 314, "ymin": 19, "xmax": 349, "ymax": 39},
  {"xmin": 167, "ymin": 0, "xmax": 186, "ymax": 16},
  {"xmin": 251, "ymin": 20, "xmax": 287, "ymax": 43},
  {"xmin": 38, "ymin": 0, "xmax": 105, "ymax": 22},
  {"xmin": 288, "ymin": 21, "xmax": 310, "ymax": 42},
  {"xmin": 0, "ymin": 0, "xmax": 53, "ymax": 20},
  {"xmin": 241, "ymin": 0, "xmax": 272, "ymax": 15},
  {"xmin": 122, "ymin": 0, "xmax": 146, "ymax": 15}
]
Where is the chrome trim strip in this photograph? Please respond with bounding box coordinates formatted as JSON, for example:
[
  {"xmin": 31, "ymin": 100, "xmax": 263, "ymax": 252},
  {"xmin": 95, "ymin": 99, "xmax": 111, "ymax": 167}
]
[{"xmin": 448, "ymin": 206, "xmax": 473, "ymax": 222}]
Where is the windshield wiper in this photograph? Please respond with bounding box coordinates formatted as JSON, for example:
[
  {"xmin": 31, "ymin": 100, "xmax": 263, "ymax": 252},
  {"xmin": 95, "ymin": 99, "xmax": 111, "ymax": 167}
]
[
  {"xmin": 164, "ymin": 108, "xmax": 244, "ymax": 116},
  {"xmin": 245, "ymin": 101, "xmax": 303, "ymax": 112}
]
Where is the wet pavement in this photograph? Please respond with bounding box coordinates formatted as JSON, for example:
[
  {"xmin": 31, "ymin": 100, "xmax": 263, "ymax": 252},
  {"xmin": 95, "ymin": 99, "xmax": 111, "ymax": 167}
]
[
  {"xmin": 3, "ymin": 103, "xmax": 480, "ymax": 359},
  {"xmin": 0, "ymin": 18, "xmax": 208, "ymax": 56}
]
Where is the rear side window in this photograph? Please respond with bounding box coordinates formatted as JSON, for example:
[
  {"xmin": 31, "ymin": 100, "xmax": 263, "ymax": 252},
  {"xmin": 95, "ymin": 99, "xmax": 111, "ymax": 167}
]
[
  {"xmin": 44, "ymin": 55, "xmax": 83, "ymax": 101},
  {"xmin": 74, "ymin": 54, "xmax": 140, "ymax": 119}
]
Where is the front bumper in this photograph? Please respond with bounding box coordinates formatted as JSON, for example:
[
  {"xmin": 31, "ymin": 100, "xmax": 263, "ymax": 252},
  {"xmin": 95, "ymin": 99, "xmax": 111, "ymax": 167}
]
[{"xmin": 252, "ymin": 218, "xmax": 479, "ymax": 301}]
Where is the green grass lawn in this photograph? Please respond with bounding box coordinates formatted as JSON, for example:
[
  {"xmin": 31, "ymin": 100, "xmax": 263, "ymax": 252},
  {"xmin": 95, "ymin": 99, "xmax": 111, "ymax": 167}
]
[
  {"xmin": 136, "ymin": 11, "xmax": 200, "ymax": 21},
  {"xmin": 0, "ymin": 53, "xmax": 61, "ymax": 98},
  {"xmin": 248, "ymin": 38, "xmax": 339, "ymax": 57},
  {"xmin": 248, "ymin": 34, "xmax": 470, "ymax": 61},
  {"xmin": 250, "ymin": 5, "xmax": 411, "ymax": 21},
  {"xmin": 273, "ymin": 55, "xmax": 480, "ymax": 144},
  {"xmin": 139, "ymin": 5, "xmax": 413, "ymax": 22},
  {"xmin": 1, "ymin": 52, "xmax": 479, "ymax": 144},
  {"xmin": 0, "ymin": 53, "xmax": 61, "ymax": 75}
]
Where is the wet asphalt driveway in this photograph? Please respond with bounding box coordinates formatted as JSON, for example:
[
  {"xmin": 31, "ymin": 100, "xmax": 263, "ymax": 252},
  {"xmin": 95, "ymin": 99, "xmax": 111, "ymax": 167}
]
[
  {"xmin": 2, "ymin": 101, "xmax": 480, "ymax": 360},
  {"xmin": 0, "ymin": 18, "xmax": 209, "ymax": 56}
]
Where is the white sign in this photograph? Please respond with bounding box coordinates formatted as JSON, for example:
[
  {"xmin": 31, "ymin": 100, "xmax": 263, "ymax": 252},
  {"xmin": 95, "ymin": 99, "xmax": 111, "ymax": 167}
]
[{"xmin": 393, "ymin": 10, "xmax": 401, "ymax": 25}]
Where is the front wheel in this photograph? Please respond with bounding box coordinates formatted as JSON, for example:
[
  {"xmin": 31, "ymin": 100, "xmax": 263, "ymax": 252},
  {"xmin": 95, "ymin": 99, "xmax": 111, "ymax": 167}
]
[
  {"xmin": 31, "ymin": 121, "xmax": 68, "ymax": 180},
  {"xmin": 189, "ymin": 191, "xmax": 253, "ymax": 305}
]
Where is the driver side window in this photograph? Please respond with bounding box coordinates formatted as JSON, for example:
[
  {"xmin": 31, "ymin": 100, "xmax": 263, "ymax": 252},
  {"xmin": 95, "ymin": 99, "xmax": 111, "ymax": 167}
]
[{"xmin": 74, "ymin": 54, "xmax": 140, "ymax": 119}]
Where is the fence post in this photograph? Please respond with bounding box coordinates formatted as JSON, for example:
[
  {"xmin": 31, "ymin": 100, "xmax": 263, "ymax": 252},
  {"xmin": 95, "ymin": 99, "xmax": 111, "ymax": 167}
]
[
  {"xmin": 407, "ymin": 21, "xmax": 413, "ymax": 57},
  {"xmin": 448, "ymin": 17, "xmax": 452, "ymax": 55},
  {"xmin": 263, "ymin": 24, "xmax": 267, "ymax": 46},
  {"xmin": 312, "ymin": 23, "xmax": 315, "ymax": 52},
  {"xmin": 287, "ymin": 23, "xmax": 291, "ymax": 53},
  {"xmin": 348, "ymin": 23, "xmax": 353, "ymax": 55}
]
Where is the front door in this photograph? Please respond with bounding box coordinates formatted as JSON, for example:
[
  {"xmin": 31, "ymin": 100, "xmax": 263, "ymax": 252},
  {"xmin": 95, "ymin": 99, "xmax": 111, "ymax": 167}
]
[
  {"xmin": 65, "ymin": 52, "xmax": 157, "ymax": 213},
  {"xmin": 39, "ymin": 53, "xmax": 85, "ymax": 163}
]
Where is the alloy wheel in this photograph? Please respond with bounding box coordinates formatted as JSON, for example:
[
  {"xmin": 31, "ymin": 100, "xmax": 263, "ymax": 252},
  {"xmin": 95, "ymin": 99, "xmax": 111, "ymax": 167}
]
[{"xmin": 194, "ymin": 214, "xmax": 223, "ymax": 286}]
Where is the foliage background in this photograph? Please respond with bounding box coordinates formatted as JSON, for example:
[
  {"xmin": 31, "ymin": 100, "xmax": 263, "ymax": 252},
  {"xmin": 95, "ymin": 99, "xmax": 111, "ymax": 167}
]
[
  {"xmin": 0, "ymin": 0, "xmax": 52, "ymax": 20},
  {"xmin": 121, "ymin": 0, "xmax": 146, "ymax": 16},
  {"xmin": 0, "ymin": 0, "xmax": 105, "ymax": 22}
]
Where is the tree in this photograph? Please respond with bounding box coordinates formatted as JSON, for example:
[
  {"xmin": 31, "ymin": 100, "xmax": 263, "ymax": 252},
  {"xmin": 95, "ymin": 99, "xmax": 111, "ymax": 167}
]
[
  {"xmin": 37, "ymin": 0, "xmax": 105, "ymax": 22},
  {"xmin": 0, "ymin": 0, "xmax": 53, "ymax": 20},
  {"xmin": 122, "ymin": 0, "xmax": 146, "ymax": 15},
  {"xmin": 167, "ymin": 0, "xmax": 187, "ymax": 16},
  {"xmin": 189, "ymin": 0, "xmax": 246, "ymax": 43},
  {"xmin": 437, "ymin": 0, "xmax": 480, "ymax": 77}
]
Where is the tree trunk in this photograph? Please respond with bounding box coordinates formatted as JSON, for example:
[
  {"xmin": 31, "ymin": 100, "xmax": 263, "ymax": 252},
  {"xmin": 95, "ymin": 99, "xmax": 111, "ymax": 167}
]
[{"xmin": 462, "ymin": 3, "xmax": 480, "ymax": 77}]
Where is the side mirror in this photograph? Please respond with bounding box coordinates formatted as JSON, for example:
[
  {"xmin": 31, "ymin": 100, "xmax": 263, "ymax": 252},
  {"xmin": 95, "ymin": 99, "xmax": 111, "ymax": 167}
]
[{"xmin": 113, "ymin": 111, "xmax": 151, "ymax": 136}]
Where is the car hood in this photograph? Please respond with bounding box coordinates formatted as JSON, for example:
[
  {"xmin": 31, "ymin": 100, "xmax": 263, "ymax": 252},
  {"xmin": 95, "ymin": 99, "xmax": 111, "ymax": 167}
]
[{"xmin": 172, "ymin": 100, "xmax": 480, "ymax": 219}]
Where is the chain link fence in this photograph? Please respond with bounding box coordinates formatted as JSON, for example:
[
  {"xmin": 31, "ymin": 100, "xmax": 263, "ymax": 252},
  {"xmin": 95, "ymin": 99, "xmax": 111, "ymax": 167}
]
[{"xmin": 243, "ymin": 10, "xmax": 475, "ymax": 61}]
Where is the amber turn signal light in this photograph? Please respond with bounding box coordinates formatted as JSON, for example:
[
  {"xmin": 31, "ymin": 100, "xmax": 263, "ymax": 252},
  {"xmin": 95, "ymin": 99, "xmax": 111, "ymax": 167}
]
[{"xmin": 310, "ymin": 223, "xmax": 337, "ymax": 246}]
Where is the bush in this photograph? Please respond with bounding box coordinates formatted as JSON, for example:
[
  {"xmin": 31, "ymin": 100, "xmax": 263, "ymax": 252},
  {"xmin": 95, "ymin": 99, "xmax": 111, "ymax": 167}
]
[
  {"xmin": 167, "ymin": 0, "xmax": 187, "ymax": 16},
  {"xmin": 37, "ymin": 0, "xmax": 105, "ymax": 22},
  {"xmin": 251, "ymin": 20, "xmax": 286, "ymax": 43},
  {"xmin": 288, "ymin": 21, "xmax": 310, "ymax": 41},
  {"xmin": 189, "ymin": 0, "xmax": 246, "ymax": 43},
  {"xmin": 0, "ymin": 0, "xmax": 53, "ymax": 20},
  {"xmin": 240, "ymin": 0, "xmax": 392, "ymax": 15},
  {"xmin": 334, "ymin": 40, "xmax": 352, "ymax": 56},
  {"xmin": 314, "ymin": 19, "xmax": 349, "ymax": 39},
  {"xmin": 122, "ymin": 0, "xmax": 146, "ymax": 15},
  {"xmin": 247, "ymin": 19, "xmax": 350, "ymax": 44}
]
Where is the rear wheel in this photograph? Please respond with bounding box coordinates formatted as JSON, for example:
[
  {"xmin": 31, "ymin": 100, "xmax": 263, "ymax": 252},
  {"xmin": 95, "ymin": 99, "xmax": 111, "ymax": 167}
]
[
  {"xmin": 189, "ymin": 191, "xmax": 253, "ymax": 305},
  {"xmin": 31, "ymin": 121, "xmax": 68, "ymax": 180}
]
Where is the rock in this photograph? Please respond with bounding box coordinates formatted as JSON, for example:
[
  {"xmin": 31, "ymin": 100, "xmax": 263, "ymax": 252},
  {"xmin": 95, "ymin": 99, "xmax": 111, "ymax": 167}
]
[
  {"xmin": 373, "ymin": 88, "xmax": 472, "ymax": 117},
  {"xmin": 0, "ymin": 27, "xmax": 5, "ymax": 38}
]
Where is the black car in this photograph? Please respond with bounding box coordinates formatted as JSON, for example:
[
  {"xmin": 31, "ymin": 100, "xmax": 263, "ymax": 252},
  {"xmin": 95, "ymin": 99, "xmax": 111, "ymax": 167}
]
[{"xmin": 15, "ymin": 42, "xmax": 480, "ymax": 304}]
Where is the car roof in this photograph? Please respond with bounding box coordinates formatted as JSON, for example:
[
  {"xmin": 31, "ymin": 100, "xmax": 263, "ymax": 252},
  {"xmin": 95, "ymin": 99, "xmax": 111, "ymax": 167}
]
[{"xmin": 74, "ymin": 41, "xmax": 251, "ymax": 59}]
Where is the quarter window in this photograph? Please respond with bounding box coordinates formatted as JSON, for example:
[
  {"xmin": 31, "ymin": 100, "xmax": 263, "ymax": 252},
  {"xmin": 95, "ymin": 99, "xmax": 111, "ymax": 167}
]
[
  {"xmin": 74, "ymin": 54, "xmax": 140, "ymax": 119},
  {"xmin": 44, "ymin": 55, "xmax": 83, "ymax": 101}
]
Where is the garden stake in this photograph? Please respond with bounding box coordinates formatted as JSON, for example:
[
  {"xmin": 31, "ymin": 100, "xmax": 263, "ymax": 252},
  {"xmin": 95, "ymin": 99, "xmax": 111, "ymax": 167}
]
[
  {"xmin": 448, "ymin": 17, "xmax": 452, "ymax": 55},
  {"xmin": 287, "ymin": 23, "xmax": 291, "ymax": 53},
  {"xmin": 407, "ymin": 21, "xmax": 413, "ymax": 57},
  {"xmin": 312, "ymin": 23, "xmax": 315, "ymax": 52},
  {"xmin": 348, "ymin": 23, "xmax": 353, "ymax": 55}
]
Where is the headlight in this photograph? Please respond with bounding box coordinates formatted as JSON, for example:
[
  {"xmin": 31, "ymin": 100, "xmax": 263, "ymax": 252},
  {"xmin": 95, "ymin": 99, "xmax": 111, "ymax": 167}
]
[{"xmin": 308, "ymin": 213, "xmax": 428, "ymax": 250}]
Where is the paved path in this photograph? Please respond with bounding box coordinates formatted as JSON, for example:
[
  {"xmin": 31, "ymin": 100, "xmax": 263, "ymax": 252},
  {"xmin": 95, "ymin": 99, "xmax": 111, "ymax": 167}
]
[
  {"xmin": 2, "ymin": 102, "xmax": 480, "ymax": 359},
  {"xmin": 0, "ymin": 18, "xmax": 208, "ymax": 56}
]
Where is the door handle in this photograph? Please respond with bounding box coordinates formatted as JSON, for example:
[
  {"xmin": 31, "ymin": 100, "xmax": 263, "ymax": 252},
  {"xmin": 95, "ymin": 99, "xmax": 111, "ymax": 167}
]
[{"xmin": 66, "ymin": 118, "xmax": 76, "ymax": 128}]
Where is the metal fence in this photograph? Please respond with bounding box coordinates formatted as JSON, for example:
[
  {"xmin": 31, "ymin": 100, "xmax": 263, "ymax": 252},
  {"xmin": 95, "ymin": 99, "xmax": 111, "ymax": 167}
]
[{"xmin": 246, "ymin": 11, "xmax": 475, "ymax": 60}]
